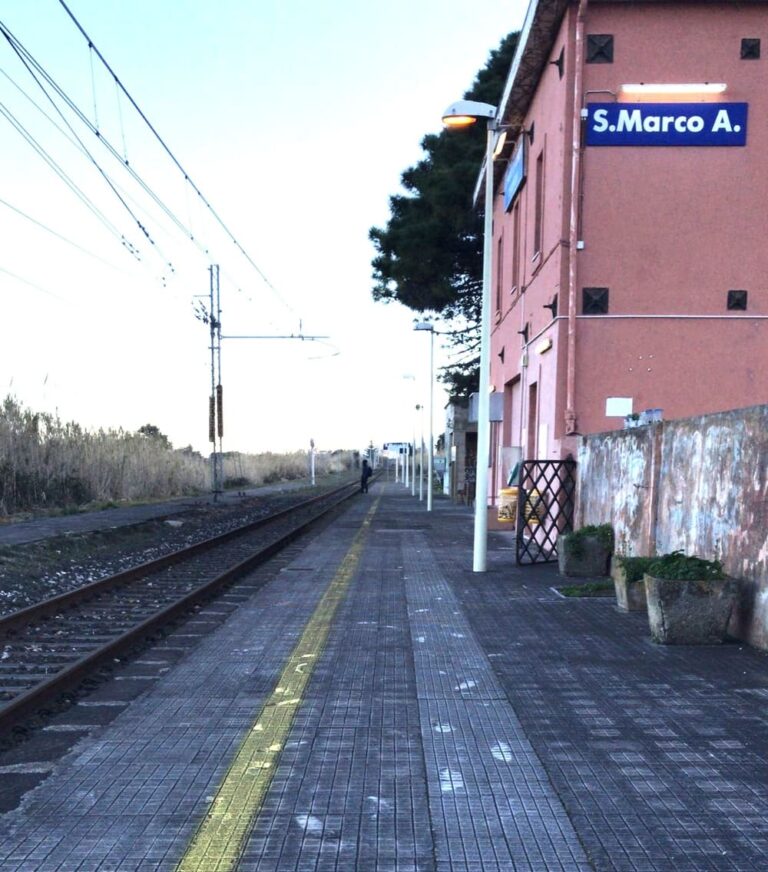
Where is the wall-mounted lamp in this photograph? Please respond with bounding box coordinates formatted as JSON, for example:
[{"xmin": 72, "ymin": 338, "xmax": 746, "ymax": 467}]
[
  {"xmin": 620, "ymin": 82, "xmax": 727, "ymax": 96},
  {"xmin": 441, "ymin": 99, "xmax": 497, "ymax": 128},
  {"xmin": 535, "ymin": 338, "xmax": 553, "ymax": 355}
]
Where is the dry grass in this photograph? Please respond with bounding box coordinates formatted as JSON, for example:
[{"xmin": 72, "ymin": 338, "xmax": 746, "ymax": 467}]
[{"xmin": 0, "ymin": 396, "xmax": 355, "ymax": 515}]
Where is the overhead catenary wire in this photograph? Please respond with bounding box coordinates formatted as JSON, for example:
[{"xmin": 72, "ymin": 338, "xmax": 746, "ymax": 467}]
[
  {"xmin": 1, "ymin": 24, "xmax": 174, "ymax": 277},
  {"xmin": 1, "ymin": 67, "xmax": 161, "ymax": 276},
  {"xmin": 3, "ymin": 14, "xmax": 300, "ymax": 324},
  {"xmin": 0, "ymin": 196, "xmax": 135, "ymax": 275},
  {"xmin": 55, "ymin": 0, "xmax": 298, "ymax": 317},
  {"xmin": 0, "ymin": 41, "xmax": 205, "ymax": 261},
  {"xmin": 2, "ymin": 7, "xmax": 312, "ymax": 351},
  {"xmin": 0, "ymin": 266, "xmax": 68, "ymax": 302},
  {"xmin": 0, "ymin": 100, "xmax": 140, "ymax": 258}
]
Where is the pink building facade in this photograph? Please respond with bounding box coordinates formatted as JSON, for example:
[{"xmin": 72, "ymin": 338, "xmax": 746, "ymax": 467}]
[{"xmin": 487, "ymin": 0, "xmax": 768, "ymax": 499}]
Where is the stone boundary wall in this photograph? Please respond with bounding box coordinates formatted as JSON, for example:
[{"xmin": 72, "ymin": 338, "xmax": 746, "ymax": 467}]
[{"xmin": 577, "ymin": 404, "xmax": 768, "ymax": 649}]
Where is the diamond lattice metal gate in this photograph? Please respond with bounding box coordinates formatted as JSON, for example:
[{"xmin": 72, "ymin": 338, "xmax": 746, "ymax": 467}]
[{"xmin": 515, "ymin": 459, "xmax": 577, "ymax": 565}]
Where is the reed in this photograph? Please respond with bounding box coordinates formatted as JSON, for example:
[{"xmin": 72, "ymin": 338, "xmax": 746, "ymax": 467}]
[{"xmin": 0, "ymin": 396, "xmax": 354, "ymax": 515}]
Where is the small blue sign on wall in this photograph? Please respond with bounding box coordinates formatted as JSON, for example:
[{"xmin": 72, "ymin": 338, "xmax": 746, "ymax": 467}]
[
  {"xmin": 586, "ymin": 102, "xmax": 748, "ymax": 146},
  {"xmin": 503, "ymin": 138, "xmax": 526, "ymax": 211}
]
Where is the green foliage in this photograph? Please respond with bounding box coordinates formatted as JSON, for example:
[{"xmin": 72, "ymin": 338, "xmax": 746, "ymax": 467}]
[
  {"xmin": 647, "ymin": 551, "xmax": 725, "ymax": 581},
  {"xmin": 559, "ymin": 581, "xmax": 614, "ymax": 597},
  {"xmin": 616, "ymin": 555, "xmax": 655, "ymax": 584},
  {"xmin": 564, "ymin": 524, "xmax": 614, "ymax": 559},
  {"xmin": 223, "ymin": 476, "xmax": 251, "ymax": 490},
  {"xmin": 369, "ymin": 31, "xmax": 519, "ymax": 397},
  {"xmin": 138, "ymin": 424, "xmax": 172, "ymax": 450}
]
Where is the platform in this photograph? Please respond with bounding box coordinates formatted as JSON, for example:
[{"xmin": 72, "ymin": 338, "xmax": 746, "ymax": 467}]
[{"xmin": 0, "ymin": 484, "xmax": 767, "ymax": 871}]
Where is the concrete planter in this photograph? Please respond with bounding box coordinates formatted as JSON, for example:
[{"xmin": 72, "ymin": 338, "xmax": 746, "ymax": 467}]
[
  {"xmin": 644, "ymin": 574, "xmax": 739, "ymax": 644},
  {"xmin": 611, "ymin": 558, "xmax": 647, "ymax": 612},
  {"xmin": 558, "ymin": 534, "xmax": 611, "ymax": 578}
]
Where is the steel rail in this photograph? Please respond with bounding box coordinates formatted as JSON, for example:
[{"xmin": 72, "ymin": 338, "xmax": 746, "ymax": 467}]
[
  {"xmin": 0, "ymin": 480, "xmax": 356, "ymax": 636},
  {"xmin": 0, "ymin": 481, "xmax": 359, "ymax": 736}
]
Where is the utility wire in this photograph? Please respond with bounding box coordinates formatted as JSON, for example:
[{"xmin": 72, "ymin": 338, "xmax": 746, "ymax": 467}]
[
  {"xmin": 0, "ymin": 43, "xmax": 201, "ymax": 259},
  {"xmin": 1, "ymin": 67, "xmax": 84, "ymax": 154},
  {"xmin": 0, "ymin": 101, "xmax": 139, "ymax": 258},
  {"xmin": 56, "ymin": 0, "xmax": 296, "ymax": 315},
  {"xmin": 1, "ymin": 23, "xmax": 174, "ymax": 275},
  {"xmin": 2, "ymin": 22, "xmax": 289, "ymax": 314},
  {"xmin": 0, "ymin": 196, "xmax": 133, "ymax": 274},
  {"xmin": 0, "ymin": 266, "xmax": 68, "ymax": 301}
]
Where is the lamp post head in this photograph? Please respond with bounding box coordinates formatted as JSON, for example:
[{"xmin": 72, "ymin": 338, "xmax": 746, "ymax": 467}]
[
  {"xmin": 441, "ymin": 99, "xmax": 497, "ymax": 128},
  {"xmin": 414, "ymin": 321, "xmax": 434, "ymax": 332}
]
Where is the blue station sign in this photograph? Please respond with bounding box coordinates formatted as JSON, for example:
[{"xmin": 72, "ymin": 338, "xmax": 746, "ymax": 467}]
[
  {"xmin": 503, "ymin": 138, "xmax": 526, "ymax": 211},
  {"xmin": 586, "ymin": 102, "xmax": 748, "ymax": 147}
]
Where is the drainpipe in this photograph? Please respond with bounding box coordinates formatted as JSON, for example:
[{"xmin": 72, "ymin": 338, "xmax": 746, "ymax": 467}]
[{"xmin": 565, "ymin": 0, "xmax": 588, "ymax": 436}]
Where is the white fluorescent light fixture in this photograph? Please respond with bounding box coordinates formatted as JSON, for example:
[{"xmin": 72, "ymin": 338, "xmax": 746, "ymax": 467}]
[
  {"xmin": 492, "ymin": 130, "xmax": 508, "ymax": 157},
  {"xmin": 620, "ymin": 82, "xmax": 727, "ymax": 95}
]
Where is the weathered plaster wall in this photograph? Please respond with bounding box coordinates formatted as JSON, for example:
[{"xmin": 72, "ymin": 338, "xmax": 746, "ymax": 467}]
[
  {"xmin": 577, "ymin": 427, "xmax": 657, "ymax": 556},
  {"xmin": 578, "ymin": 405, "xmax": 768, "ymax": 648}
]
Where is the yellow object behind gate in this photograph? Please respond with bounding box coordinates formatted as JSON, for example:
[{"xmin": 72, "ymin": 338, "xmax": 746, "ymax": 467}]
[{"xmin": 497, "ymin": 487, "xmax": 518, "ymax": 523}]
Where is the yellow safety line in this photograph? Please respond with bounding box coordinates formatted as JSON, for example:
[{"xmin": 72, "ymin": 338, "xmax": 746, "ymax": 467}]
[{"xmin": 176, "ymin": 496, "xmax": 380, "ymax": 871}]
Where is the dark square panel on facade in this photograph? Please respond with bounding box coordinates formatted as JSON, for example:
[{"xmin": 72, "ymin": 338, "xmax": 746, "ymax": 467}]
[
  {"xmin": 727, "ymin": 290, "xmax": 748, "ymax": 310},
  {"xmin": 741, "ymin": 38, "xmax": 761, "ymax": 59},
  {"xmin": 587, "ymin": 34, "xmax": 614, "ymax": 64},
  {"xmin": 583, "ymin": 287, "xmax": 609, "ymax": 315}
]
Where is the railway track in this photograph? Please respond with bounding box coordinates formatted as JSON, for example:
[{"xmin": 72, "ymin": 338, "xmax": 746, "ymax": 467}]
[{"xmin": 0, "ymin": 479, "xmax": 361, "ymax": 737}]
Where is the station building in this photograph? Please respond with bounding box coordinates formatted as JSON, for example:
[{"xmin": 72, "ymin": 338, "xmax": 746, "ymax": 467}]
[{"xmin": 485, "ymin": 0, "xmax": 768, "ymax": 496}]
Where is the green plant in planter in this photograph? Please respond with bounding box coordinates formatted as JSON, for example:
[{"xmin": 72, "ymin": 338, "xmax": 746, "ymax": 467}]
[
  {"xmin": 559, "ymin": 523, "xmax": 614, "ymax": 578},
  {"xmin": 612, "ymin": 554, "xmax": 655, "ymax": 612},
  {"xmin": 646, "ymin": 551, "xmax": 725, "ymax": 581},
  {"xmin": 564, "ymin": 524, "xmax": 614, "ymax": 560},
  {"xmin": 616, "ymin": 555, "xmax": 655, "ymax": 583},
  {"xmin": 644, "ymin": 550, "xmax": 736, "ymax": 644}
]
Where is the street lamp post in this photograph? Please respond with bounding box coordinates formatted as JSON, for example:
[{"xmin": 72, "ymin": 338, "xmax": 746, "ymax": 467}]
[
  {"xmin": 442, "ymin": 99, "xmax": 498, "ymax": 572},
  {"xmin": 403, "ymin": 374, "xmax": 417, "ymax": 496},
  {"xmin": 414, "ymin": 322, "xmax": 435, "ymax": 512},
  {"xmin": 416, "ymin": 403, "xmax": 424, "ymax": 502}
]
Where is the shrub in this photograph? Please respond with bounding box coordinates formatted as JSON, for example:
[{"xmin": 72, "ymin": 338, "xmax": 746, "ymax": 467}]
[
  {"xmin": 646, "ymin": 551, "xmax": 725, "ymax": 581},
  {"xmin": 223, "ymin": 476, "xmax": 251, "ymax": 490},
  {"xmin": 564, "ymin": 523, "xmax": 614, "ymax": 559},
  {"xmin": 616, "ymin": 555, "xmax": 655, "ymax": 583}
]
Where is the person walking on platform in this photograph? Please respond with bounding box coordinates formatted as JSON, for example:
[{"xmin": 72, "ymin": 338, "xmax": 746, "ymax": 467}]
[{"xmin": 360, "ymin": 459, "xmax": 373, "ymax": 493}]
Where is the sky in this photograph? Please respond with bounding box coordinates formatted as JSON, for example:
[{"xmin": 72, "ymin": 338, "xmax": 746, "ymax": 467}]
[{"xmin": 1, "ymin": 0, "xmax": 528, "ymax": 455}]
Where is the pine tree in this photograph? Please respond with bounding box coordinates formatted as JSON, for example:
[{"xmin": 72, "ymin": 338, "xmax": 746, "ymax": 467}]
[{"xmin": 369, "ymin": 31, "xmax": 519, "ymax": 397}]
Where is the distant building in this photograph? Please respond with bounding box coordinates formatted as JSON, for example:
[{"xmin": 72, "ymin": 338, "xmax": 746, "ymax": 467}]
[
  {"xmin": 443, "ymin": 401, "xmax": 476, "ymax": 503},
  {"xmin": 485, "ymin": 0, "xmax": 768, "ymax": 498}
]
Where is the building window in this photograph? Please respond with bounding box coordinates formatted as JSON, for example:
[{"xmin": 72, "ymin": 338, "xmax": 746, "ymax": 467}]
[
  {"xmin": 511, "ymin": 203, "xmax": 520, "ymax": 290},
  {"xmin": 727, "ymin": 289, "xmax": 748, "ymax": 310},
  {"xmin": 533, "ymin": 151, "xmax": 544, "ymax": 257},
  {"xmin": 583, "ymin": 287, "xmax": 609, "ymax": 314},
  {"xmin": 527, "ymin": 382, "xmax": 538, "ymax": 460},
  {"xmin": 741, "ymin": 38, "xmax": 761, "ymax": 59},
  {"xmin": 587, "ymin": 34, "xmax": 614, "ymax": 64},
  {"xmin": 495, "ymin": 235, "xmax": 504, "ymax": 311}
]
